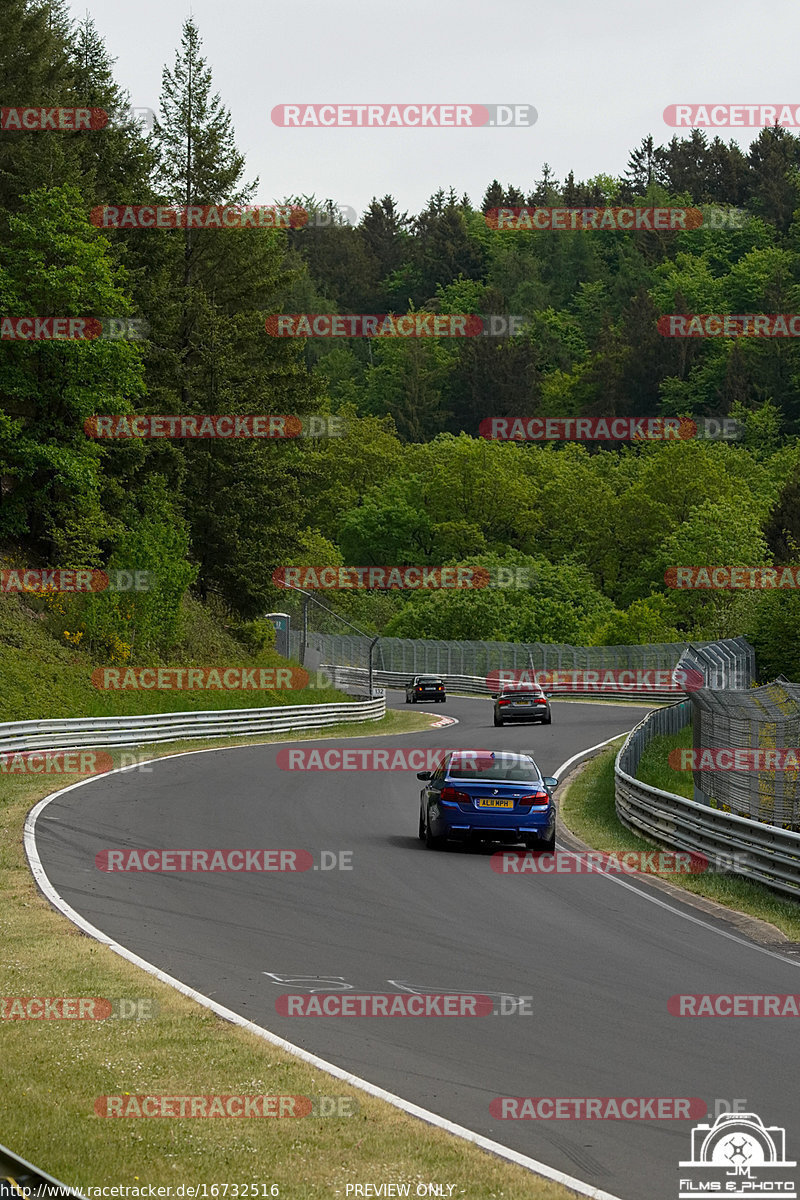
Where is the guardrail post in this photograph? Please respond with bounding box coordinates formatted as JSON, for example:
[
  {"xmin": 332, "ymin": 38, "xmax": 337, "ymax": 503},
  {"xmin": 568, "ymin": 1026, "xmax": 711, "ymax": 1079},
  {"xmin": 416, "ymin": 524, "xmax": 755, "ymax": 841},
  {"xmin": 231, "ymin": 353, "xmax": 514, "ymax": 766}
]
[
  {"xmin": 368, "ymin": 636, "xmax": 381, "ymax": 700},
  {"xmin": 300, "ymin": 592, "xmax": 309, "ymax": 666},
  {"xmin": 694, "ymin": 784, "xmax": 710, "ymax": 806}
]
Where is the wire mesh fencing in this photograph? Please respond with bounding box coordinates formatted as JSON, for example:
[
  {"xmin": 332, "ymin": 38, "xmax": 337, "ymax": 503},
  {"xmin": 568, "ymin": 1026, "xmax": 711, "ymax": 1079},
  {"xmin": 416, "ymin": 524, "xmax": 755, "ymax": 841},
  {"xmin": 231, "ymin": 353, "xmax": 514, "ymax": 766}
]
[
  {"xmin": 285, "ymin": 630, "xmax": 753, "ymax": 701},
  {"xmin": 689, "ymin": 678, "xmax": 800, "ymax": 828},
  {"xmin": 299, "ymin": 632, "xmax": 753, "ymax": 686}
]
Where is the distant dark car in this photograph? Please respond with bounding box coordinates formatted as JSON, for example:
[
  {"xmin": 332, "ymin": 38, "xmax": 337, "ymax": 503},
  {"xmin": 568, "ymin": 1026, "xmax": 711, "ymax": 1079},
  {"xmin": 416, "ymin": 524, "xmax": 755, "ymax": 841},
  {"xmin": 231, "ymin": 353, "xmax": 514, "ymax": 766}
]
[
  {"xmin": 405, "ymin": 675, "xmax": 446, "ymax": 704},
  {"xmin": 492, "ymin": 687, "xmax": 551, "ymax": 726},
  {"xmin": 417, "ymin": 749, "xmax": 558, "ymax": 850}
]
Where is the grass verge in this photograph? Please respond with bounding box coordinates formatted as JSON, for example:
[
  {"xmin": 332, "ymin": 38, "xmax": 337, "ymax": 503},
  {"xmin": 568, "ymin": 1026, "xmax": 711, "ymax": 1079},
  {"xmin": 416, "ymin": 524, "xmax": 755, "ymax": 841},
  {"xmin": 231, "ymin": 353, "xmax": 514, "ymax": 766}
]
[
  {"xmin": 2, "ymin": 708, "xmax": 579, "ymax": 1200},
  {"xmin": 635, "ymin": 725, "xmax": 693, "ymax": 798},
  {"xmin": 0, "ymin": 589, "xmax": 349, "ymax": 720},
  {"xmin": 559, "ymin": 738, "xmax": 800, "ymax": 940}
]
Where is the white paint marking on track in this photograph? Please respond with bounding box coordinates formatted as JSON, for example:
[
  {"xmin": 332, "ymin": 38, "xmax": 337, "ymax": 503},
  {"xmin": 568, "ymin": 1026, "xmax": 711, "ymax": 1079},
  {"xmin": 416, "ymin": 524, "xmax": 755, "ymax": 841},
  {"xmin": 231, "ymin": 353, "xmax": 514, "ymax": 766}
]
[
  {"xmin": 552, "ymin": 739, "xmax": 800, "ymax": 971},
  {"xmin": 22, "ymin": 723, "xmax": 799, "ymax": 1200},
  {"xmin": 553, "ymin": 731, "xmax": 634, "ymax": 779},
  {"xmin": 24, "ymin": 744, "xmax": 624, "ymax": 1200},
  {"xmin": 422, "ymin": 712, "xmax": 458, "ymax": 727}
]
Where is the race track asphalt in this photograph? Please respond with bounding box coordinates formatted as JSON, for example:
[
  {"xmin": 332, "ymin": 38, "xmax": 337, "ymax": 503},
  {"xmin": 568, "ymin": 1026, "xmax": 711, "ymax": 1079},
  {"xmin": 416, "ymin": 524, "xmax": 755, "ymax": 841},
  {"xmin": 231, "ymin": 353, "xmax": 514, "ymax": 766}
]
[{"xmin": 31, "ymin": 693, "xmax": 800, "ymax": 1200}]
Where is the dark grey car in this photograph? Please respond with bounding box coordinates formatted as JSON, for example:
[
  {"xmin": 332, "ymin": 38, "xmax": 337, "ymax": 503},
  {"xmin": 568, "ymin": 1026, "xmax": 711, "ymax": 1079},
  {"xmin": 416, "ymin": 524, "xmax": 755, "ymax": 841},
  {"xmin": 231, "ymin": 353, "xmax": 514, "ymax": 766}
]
[
  {"xmin": 405, "ymin": 675, "xmax": 446, "ymax": 703},
  {"xmin": 492, "ymin": 688, "xmax": 551, "ymax": 726}
]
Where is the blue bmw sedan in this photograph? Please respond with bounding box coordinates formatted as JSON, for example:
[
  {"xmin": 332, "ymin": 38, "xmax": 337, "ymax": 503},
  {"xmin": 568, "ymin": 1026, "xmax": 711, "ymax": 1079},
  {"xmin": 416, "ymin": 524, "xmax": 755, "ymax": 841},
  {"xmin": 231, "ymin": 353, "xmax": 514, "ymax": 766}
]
[{"xmin": 417, "ymin": 750, "xmax": 558, "ymax": 851}]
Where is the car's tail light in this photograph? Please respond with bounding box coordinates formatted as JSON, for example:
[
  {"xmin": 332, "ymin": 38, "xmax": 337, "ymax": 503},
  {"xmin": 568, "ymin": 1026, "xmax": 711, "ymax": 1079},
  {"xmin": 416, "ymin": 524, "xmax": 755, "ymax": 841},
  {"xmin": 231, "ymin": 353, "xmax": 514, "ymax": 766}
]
[
  {"xmin": 440, "ymin": 787, "xmax": 471, "ymax": 804},
  {"xmin": 535, "ymin": 697, "xmax": 546, "ymax": 704},
  {"xmin": 498, "ymin": 698, "xmax": 511, "ymax": 707},
  {"xmin": 519, "ymin": 790, "xmax": 551, "ymax": 805}
]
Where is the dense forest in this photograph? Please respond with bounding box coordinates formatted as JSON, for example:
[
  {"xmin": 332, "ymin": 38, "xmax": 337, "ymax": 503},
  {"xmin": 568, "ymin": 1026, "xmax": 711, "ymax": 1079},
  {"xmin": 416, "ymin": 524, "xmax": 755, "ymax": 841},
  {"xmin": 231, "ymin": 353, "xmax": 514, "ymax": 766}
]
[{"xmin": 4, "ymin": 0, "xmax": 800, "ymax": 684}]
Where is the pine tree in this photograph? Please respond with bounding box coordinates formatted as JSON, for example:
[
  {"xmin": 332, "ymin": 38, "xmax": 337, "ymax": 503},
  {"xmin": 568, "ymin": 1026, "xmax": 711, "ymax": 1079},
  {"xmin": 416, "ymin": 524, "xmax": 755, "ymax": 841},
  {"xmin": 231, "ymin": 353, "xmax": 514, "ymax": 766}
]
[
  {"xmin": 622, "ymin": 135, "xmax": 667, "ymax": 198},
  {"xmin": 481, "ymin": 181, "xmax": 505, "ymax": 212},
  {"xmin": 70, "ymin": 15, "xmax": 156, "ymax": 207},
  {"xmin": 155, "ymin": 18, "xmax": 253, "ymax": 209},
  {"xmin": 0, "ymin": 0, "xmax": 78, "ymax": 216},
  {"xmin": 146, "ymin": 17, "xmax": 322, "ymax": 615},
  {"xmin": 359, "ymin": 195, "xmax": 411, "ymax": 301},
  {"xmin": 763, "ymin": 466, "xmax": 800, "ymax": 563},
  {"xmin": 747, "ymin": 126, "xmax": 800, "ymax": 232},
  {"xmin": 528, "ymin": 163, "xmax": 560, "ymax": 206}
]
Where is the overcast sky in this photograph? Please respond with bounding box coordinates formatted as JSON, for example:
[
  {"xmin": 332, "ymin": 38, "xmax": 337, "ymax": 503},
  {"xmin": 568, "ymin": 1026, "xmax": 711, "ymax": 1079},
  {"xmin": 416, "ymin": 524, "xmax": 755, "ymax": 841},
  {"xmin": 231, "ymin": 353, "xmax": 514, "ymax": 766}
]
[{"xmin": 66, "ymin": 0, "xmax": 800, "ymax": 218}]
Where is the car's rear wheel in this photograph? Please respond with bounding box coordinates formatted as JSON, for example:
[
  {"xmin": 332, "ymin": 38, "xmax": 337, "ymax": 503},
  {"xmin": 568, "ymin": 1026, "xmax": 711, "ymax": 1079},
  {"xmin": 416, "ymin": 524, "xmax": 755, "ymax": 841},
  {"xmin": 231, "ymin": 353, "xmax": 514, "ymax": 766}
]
[
  {"xmin": 425, "ymin": 812, "xmax": 445, "ymax": 849},
  {"xmin": 493, "ymin": 713, "xmax": 503, "ymax": 726},
  {"xmin": 543, "ymin": 713, "xmax": 552, "ymax": 724},
  {"xmin": 525, "ymin": 830, "xmax": 556, "ymax": 852},
  {"xmin": 418, "ymin": 809, "xmax": 426, "ymax": 840}
]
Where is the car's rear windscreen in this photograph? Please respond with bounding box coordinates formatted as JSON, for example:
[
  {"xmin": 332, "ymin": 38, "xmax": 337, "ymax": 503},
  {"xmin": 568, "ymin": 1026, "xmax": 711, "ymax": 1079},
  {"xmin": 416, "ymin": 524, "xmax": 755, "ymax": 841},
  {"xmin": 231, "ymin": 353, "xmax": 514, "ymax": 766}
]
[{"xmin": 448, "ymin": 756, "xmax": 540, "ymax": 782}]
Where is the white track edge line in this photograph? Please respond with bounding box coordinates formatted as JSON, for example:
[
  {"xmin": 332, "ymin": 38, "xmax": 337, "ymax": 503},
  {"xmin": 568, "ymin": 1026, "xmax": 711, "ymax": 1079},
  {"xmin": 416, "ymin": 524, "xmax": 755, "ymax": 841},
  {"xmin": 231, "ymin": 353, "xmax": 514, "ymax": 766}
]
[
  {"xmin": 553, "ymin": 739, "xmax": 800, "ymax": 969},
  {"xmin": 25, "ymin": 744, "xmax": 623, "ymax": 1200}
]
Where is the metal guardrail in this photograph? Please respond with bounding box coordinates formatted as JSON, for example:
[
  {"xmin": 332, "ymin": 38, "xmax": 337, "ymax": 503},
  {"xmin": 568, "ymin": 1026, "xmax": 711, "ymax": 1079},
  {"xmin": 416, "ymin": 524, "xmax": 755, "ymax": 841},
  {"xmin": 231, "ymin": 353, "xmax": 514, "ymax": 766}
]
[
  {"xmin": 614, "ymin": 702, "xmax": 800, "ymax": 899},
  {"xmin": 325, "ymin": 665, "xmax": 682, "ymax": 702},
  {"xmin": 0, "ymin": 696, "xmax": 386, "ymax": 755},
  {"xmin": 0, "ymin": 1140, "xmax": 85, "ymax": 1198}
]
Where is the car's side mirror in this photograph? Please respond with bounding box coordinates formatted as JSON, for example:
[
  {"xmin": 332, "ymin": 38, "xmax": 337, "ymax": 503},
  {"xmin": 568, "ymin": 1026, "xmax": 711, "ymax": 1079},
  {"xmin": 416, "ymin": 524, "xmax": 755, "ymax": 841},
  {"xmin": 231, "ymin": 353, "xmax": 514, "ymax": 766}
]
[
  {"xmin": 490, "ymin": 693, "xmax": 498, "ymax": 699},
  {"xmin": 544, "ymin": 691, "xmax": 552, "ymax": 697},
  {"xmin": 417, "ymin": 771, "xmax": 431, "ymax": 781},
  {"xmin": 543, "ymin": 776, "xmax": 559, "ymax": 790}
]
